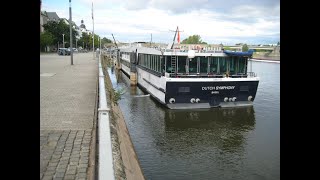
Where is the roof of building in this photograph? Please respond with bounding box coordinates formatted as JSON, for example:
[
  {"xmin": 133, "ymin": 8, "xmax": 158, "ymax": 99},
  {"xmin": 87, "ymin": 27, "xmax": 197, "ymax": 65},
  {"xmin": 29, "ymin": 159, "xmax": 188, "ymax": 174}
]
[
  {"xmin": 80, "ymin": 24, "xmax": 86, "ymax": 29},
  {"xmin": 46, "ymin": 12, "xmax": 60, "ymax": 21}
]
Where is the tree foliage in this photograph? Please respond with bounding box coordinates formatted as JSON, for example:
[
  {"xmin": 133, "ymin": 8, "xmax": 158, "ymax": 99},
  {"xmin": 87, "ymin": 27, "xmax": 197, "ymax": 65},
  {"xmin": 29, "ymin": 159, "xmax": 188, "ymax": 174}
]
[
  {"xmin": 78, "ymin": 32, "xmax": 91, "ymax": 49},
  {"xmin": 42, "ymin": 19, "xmax": 78, "ymax": 47},
  {"xmin": 40, "ymin": 32, "xmax": 54, "ymax": 49},
  {"xmin": 181, "ymin": 35, "xmax": 207, "ymax": 44},
  {"xmin": 42, "ymin": 19, "xmax": 112, "ymax": 50},
  {"xmin": 102, "ymin": 37, "xmax": 112, "ymax": 46},
  {"xmin": 242, "ymin": 44, "xmax": 249, "ymax": 52},
  {"xmin": 89, "ymin": 34, "xmax": 100, "ymax": 49},
  {"xmin": 77, "ymin": 34, "xmax": 112, "ymax": 50}
]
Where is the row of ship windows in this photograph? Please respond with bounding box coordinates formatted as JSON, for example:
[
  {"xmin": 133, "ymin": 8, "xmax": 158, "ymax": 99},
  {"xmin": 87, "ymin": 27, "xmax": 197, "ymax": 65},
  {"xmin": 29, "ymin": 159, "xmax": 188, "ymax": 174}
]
[
  {"xmin": 120, "ymin": 59, "xmax": 131, "ymax": 68},
  {"xmin": 121, "ymin": 53, "xmax": 248, "ymax": 75},
  {"xmin": 165, "ymin": 56, "xmax": 248, "ymax": 75},
  {"xmin": 138, "ymin": 54, "xmax": 162, "ymax": 73}
]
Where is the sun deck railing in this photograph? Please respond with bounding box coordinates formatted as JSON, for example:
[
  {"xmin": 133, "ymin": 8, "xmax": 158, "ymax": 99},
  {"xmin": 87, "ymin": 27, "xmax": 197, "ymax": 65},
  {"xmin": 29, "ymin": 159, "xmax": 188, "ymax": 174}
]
[{"xmin": 166, "ymin": 72, "xmax": 255, "ymax": 78}]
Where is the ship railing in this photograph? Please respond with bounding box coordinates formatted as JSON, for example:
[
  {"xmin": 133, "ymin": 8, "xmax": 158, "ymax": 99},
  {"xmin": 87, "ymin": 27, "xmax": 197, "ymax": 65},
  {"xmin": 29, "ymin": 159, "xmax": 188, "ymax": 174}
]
[
  {"xmin": 168, "ymin": 73, "xmax": 250, "ymax": 78},
  {"xmin": 164, "ymin": 49, "xmax": 224, "ymax": 53},
  {"xmin": 164, "ymin": 49, "xmax": 188, "ymax": 52},
  {"xmin": 247, "ymin": 72, "xmax": 257, "ymax": 77},
  {"xmin": 203, "ymin": 50, "xmax": 223, "ymax": 53}
]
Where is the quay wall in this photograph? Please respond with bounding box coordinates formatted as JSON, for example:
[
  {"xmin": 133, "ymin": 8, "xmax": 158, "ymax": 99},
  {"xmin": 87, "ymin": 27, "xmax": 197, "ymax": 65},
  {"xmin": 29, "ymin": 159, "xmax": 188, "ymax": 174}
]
[{"xmin": 101, "ymin": 54, "xmax": 145, "ymax": 180}]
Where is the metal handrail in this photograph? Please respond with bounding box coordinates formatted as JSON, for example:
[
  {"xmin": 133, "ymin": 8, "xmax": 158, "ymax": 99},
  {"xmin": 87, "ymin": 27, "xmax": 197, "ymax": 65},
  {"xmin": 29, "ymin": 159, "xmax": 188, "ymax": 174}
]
[{"xmin": 98, "ymin": 55, "xmax": 115, "ymax": 180}]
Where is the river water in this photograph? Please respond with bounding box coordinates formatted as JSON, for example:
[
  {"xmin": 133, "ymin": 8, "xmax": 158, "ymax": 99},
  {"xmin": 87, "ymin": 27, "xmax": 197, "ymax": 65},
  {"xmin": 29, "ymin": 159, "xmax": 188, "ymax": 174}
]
[{"xmin": 107, "ymin": 60, "xmax": 280, "ymax": 180}]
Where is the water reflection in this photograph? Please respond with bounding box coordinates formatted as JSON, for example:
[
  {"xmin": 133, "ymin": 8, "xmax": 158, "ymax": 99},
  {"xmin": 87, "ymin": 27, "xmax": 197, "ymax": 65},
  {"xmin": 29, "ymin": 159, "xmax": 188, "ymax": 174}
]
[
  {"xmin": 115, "ymin": 69, "xmax": 123, "ymax": 84},
  {"xmin": 165, "ymin": 107, "xmax": 255, "ymax": 130},
  {"xmin": 112, "ymin": 68, "xmax": 147, "ymax": 96},
  {"xmin": 158, "ymin": 107, "xmax": 256, "ymax": 154},
  {"xmin": 111, "ymin": 66, "xmax": 114, "ymax": 74}
]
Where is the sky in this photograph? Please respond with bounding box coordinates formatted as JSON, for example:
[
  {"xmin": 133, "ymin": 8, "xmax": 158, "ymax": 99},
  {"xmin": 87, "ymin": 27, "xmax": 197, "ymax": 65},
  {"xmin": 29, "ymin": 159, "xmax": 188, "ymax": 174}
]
[{"xmin": 41, "ymin": 0, "xmax": 280, "ymax": 45}]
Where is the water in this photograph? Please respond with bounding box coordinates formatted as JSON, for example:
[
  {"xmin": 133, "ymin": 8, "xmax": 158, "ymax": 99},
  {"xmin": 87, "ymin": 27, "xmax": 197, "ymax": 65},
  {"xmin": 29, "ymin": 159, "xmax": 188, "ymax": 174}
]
[{"xmin": 108, "ymin": 61, "xmax": 280, "ymax": 180}]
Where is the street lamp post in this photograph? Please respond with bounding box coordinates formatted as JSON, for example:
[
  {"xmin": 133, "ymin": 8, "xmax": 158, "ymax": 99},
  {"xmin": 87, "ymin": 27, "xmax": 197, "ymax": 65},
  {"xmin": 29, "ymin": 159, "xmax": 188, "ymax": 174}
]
[
  {"xmin": 62, "ymin": 34, "xmax": 65, "ymax": 48},
  {"xmin": 93, "ymin": 34, "xmax": 95, "ymax": 60},
  {"xmin": 76, "ymin": 38, "xmax": 77, "ymax": 49},
  {"xmin": 92, "ymin": 2, "xmax": 95, "ymax": 60},
  {"xmin": 99, "ymin": 37, "xmax": 101, "ymax": 57},
  {"xmin": 69, "ymin": 0, "xmax": 73, "ymax": 65}
]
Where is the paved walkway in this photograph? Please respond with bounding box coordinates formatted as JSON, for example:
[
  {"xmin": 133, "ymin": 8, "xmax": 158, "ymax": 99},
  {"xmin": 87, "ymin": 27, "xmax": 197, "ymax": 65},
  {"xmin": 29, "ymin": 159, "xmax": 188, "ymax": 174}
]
[{"xmin": 40, "ymin": 53, "xmax": 98, "ymax": 180}]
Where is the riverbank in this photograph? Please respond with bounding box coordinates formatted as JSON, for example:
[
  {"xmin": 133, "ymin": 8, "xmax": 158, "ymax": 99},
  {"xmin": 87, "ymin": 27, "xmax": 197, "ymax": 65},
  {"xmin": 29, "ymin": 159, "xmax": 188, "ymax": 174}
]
[
  {"xmin": 101, "ymin": 55, "xmax": 145, "ymax": 180},
  {"xmin": 252, "ymin": 52, "xmax": 280, "ymax": 61},
  {"xmin": 250, "ymin": 58, "xmax": 280, "ymax": 63}
]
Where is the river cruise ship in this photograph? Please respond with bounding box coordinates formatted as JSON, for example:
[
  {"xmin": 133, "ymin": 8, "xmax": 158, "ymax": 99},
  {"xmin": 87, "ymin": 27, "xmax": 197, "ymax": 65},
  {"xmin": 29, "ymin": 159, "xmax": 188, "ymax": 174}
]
[{"xmin": 116, "ymin": 43, "xmax": 259, "ymax": 109}]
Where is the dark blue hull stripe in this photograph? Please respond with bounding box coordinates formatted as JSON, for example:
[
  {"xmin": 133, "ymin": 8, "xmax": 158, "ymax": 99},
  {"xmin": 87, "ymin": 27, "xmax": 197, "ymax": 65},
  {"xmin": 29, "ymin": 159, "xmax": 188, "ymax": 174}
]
[{"xmin": 142, "ymin": 78, "xmax": 166, "ymax": 93}]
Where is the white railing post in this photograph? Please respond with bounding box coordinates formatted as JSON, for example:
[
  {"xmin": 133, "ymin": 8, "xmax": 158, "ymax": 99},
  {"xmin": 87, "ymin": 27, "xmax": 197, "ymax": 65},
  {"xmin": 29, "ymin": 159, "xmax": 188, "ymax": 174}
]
[{"xmin": 98, "ymin": 55, "xmax": 115, "ymax": 180}]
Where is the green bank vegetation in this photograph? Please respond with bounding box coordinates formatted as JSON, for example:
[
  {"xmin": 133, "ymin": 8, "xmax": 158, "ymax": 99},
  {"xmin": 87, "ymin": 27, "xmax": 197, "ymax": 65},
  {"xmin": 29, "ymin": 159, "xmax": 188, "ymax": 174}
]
[{"xmin": 40, "ymin": 19, "xmax": 112, "ymax": 51}]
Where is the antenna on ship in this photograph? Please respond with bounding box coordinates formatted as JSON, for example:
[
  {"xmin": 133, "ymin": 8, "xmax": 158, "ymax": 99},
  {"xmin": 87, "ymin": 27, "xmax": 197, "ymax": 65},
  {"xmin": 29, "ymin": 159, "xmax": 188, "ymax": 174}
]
[
  {"xmin": 168, "ymin": 26, "xmax": 183, "ymax": 49},
  {"xmin": 111, "ymin": 34, "xmax": 118, "ymax": 49}
]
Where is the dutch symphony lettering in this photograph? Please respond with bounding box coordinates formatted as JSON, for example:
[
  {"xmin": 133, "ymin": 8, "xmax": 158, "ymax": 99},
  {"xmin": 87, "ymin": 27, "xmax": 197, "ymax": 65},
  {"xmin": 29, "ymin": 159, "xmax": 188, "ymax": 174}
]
[{"xmin": 202, "ymin": 86, "xmax": 235, "ymax": 90}]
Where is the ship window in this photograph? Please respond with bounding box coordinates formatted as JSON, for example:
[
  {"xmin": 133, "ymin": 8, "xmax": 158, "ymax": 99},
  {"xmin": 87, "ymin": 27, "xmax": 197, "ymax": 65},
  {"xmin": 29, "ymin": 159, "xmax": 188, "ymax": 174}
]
[
  {"xmin": 149, "ymin": 55, "xmax": 152, "ymax": 69},
  {"xmin": 209, "ymin": 57, "xmax": 218, "ymax": 74},
  {"xmin": 189, "ymin": 57, "xmax": 197, "ymax": 73},
  {"xmin": 161, "ymin": 56, "xmax": 165, "ymax": 73},
  {"xmin": 141, "ymin": 54, "xmax": 144, "ymax": 66},
  {"xmin": 140, "ymin": 54, "xmax": 143, "ymax": 66},
  {"xmin": 199, "ymin": 56, "xmax": 208, "ymax": 74},
  {"xmin": 230, "ymin": 56, "xmax": 236, "ymax": 75},
  {"xmin": 219, "ymin": 57, "xmax": 227, "ymax": 74},
  {"xmin": 236, "ymin": 56, "xmax": 240, "ymax": 73},
  {"xmin": 146, "ymin": 55, "xmax": 148, "ymax": 67},
  {"xmin": 240, "ymin": 86, "xmax": 249, "ymax": 91},
  {"xmin": 177, "ymin": 56, "xmax": 187, "ymax": 73},
  {"xmin": 153, "ymin": 55, "xmax": 156, "ymax": 71},
  {"xmin": 154, "ymin": 56, "xmax": 156, "ymax": 71},
  {"xmin": 151, "ymin": 55, "xmax": 153, "ymax": 70},
  {"xmin": 153, "ymin": 55, "xmax": 156, "ymax": 70},
  {"xmin": 166, "ymin": 56, "xmax": 172, "ymax": 73},
  {"xmin": 178, "ymin": 87, "xmax": 190, "ymax": 93},
  {"xmin": 138, "ymin": 54, "xmax": 141, "ymax": 65},
  {"xmin": 239, "ymin": 57, "xmax": 246, "ymax": 73},
  {"xmin": 157, "ymin": 56, "xmax": 161, "ymax": 72},
  {"xmin": 153, "ymin": 56, "xmax": 155, "ymax": 71}
]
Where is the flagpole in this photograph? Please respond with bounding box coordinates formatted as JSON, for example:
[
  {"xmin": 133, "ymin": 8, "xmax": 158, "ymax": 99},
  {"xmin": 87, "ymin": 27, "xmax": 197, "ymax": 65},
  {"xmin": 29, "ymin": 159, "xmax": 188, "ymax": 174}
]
[
  {"xmin": 177, "ymin": 26, "xmax": 180, "ymax": 44},
  {"xmin": 92, "ymin": 1, "xmax": 95, "ymax": 60}
]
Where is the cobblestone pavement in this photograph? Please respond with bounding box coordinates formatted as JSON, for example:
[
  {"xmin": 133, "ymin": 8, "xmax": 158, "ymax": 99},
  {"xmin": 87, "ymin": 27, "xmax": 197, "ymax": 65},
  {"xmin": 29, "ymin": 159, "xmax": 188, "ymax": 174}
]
[
  {"xmin": 40, "ymin": 130, "xmax": 91, "ymax": 180},
  {"xmin": 40, "ymin": 53, "xmax": 98, "ymax": 180}
]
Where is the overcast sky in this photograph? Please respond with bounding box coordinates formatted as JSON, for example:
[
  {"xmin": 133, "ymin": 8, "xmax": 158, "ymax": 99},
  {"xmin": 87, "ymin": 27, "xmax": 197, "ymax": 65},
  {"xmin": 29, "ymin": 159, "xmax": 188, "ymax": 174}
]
[{"xmin": 41, "ymin": 0, "xmax": 280, "ymax": 45}]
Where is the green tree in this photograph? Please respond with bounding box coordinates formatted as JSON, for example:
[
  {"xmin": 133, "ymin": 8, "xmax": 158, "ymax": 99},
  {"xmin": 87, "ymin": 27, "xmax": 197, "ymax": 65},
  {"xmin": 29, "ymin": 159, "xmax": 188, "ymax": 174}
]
[
  {"xmin": 43, "ymin": 19, "xmax": 78, "ymax": 47},
  {"xmin": 87, "ymin": 34, "xmax": 100, "ymax": 50},
  {"xmin": 78, "ymin": 32, "xmax": 90, "ymax": 49},
  {"xmin": 40, "ymin": 32, "xmax": 54, "ymax": 51},
  {"xmin": 181, "ymin": 35, "xmax": 207, "ymax": 44},
  {"xmin": 78, "ymin": 35, "xmax": 112, "ymax": 50},
  {"xmin": 101, "ymin": 37, "xmax": 112, "ymax": 47},
  {"xmin": 242, "ymin": 44, "xmax": 249, "ymax": 52},
  {"xmin": 223, "ymin": 46, "xmax": 232, "ymax": 50}
]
